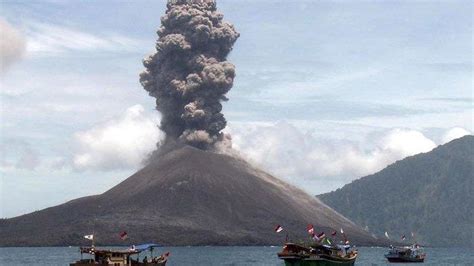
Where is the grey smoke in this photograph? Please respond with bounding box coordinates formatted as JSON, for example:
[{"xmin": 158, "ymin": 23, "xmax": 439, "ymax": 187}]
[{"xmin": 140, "ymin": 0, "xmax": 239, "ymax": 150}]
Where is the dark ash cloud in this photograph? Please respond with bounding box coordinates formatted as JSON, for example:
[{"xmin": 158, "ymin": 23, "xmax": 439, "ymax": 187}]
[{"xmin": 139, "ymin": 0, "xmax": 239, "ymax": 149}]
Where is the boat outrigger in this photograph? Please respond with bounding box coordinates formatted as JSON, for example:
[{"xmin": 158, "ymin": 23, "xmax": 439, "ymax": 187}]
[
  {"xmin": 278, "ymin": 242, "xmax": 358, "ymax": 266},
  {"xmin": 70, "ymin": 243, "xmax": 169, "ymax": 266},
  {"xmin": 385, "ymin": 244, "xmax": 425, "ymax": 263}
]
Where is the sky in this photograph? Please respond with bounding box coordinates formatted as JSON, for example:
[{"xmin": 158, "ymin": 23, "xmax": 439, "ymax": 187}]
[{"xmin": 0, "ymin": 0, "xmax": 472, "ymax": 218}]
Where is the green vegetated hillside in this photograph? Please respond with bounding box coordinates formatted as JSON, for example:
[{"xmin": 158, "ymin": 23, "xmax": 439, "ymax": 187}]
[{"xmin": 319, "ymin": 135, "xmax": 473, "ymax": 247}]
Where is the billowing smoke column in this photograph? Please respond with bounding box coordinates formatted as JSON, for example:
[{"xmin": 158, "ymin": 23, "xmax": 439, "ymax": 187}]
[{"xmin": 140, "ymin": 0, "xmax": 239, "ymax": 150}]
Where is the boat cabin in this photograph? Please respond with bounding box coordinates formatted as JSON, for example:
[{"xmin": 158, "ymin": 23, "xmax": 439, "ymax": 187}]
[{"xmin": 70, "ymin": 244, "xmax": 169, "ymax": 266}]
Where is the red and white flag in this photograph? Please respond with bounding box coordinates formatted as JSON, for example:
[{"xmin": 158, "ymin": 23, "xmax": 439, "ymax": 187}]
[
  {"xmin": 344, "ymin": 240, "xmax": 350, "ymax": 245},
  {"xmin": 119, "ymin": 231, "xmax": 128, "ymax": 240},
  {"xmin": 340, "ymin": 228, "xmax": 344, "ymax": 234},
  {"xmin": 274, "ymin": 225, "xmax": 283, "ymax": 233},
  {"xmin": 307, "ymin": 224, "xmax": 314, "ymax": 235},
  {"xmin": 317, "ymin": 232, "xmax": 326, "ymax": 239}
]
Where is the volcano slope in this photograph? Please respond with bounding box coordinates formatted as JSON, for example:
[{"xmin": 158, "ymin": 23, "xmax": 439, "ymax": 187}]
[{"xmin": 0, "ymin": 146, "xmax": 379, "ymax": 246}]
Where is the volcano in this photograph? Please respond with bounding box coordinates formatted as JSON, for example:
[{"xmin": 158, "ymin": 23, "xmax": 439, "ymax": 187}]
[{"xmin": 0, "ymin": 146, "xmax": 379, "ymax": 246}]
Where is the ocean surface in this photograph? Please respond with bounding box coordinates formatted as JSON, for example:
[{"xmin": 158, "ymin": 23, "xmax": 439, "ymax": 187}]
[{"xmin": 0, "ymin": 246, "xmax": 472, "ymax": 265}]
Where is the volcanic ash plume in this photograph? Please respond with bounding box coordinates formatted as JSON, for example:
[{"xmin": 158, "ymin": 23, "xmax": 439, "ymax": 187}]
[{"xmin": 140, "ymin": 0, "xmax": 239, "ymax": 149}]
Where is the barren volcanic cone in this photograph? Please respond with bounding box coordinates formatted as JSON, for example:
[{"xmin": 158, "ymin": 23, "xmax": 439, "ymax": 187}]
[
  {"xmin": 0, "ymin": 0, "xmax": 380, "ymax": 247},
  {"xmin": 0, "ymin": 146, "xmax": 378, "ymax": 246}
]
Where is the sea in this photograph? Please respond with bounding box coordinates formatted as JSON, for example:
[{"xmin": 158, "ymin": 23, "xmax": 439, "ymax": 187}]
[{"xmin": 0, "ymin": 246, "xmax": 472, "ymax": 266}]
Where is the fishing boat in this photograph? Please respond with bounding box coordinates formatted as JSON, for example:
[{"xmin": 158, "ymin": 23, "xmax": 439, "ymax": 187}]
[
  {"xmin": 70, "ymin": 243, "xmax": 169, "ymax": 266},
  {"xmin": 385, "ymin": 244, "xmax": 425, "ymax": 263},
  {"xmin": 278, "ymin": 242, "xmax": 358, "ymax": 266}
]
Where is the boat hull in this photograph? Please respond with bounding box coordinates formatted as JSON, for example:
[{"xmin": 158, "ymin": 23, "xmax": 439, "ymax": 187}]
[
  {"xmin": 386, "ymin": 257, "xmax": 424, "ymax": 263},
  {"xmin": 280, "ymin": 256, "xmax": 355, "ymax": 266},
  {"xmin": 70, "ymin": 262, "xmax": 166, "ymax": 266}
]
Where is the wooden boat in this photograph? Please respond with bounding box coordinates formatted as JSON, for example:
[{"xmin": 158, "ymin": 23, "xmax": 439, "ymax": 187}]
[
  {"xmin": 385, "ymin": 245, "xmax": 425, "ymax": 263},
  {"xmin": 278, "ymin": 242, "xmax": 357, "ymax": 266},
  {"xmin": 70, "ymin": 244, "xmax": 169, "ymax": 266}
]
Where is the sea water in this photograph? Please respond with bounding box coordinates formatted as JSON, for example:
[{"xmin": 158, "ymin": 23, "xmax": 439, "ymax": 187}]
[{"xmin": 0, "ymin": 246, "xmax": 472, "ymax": 266}]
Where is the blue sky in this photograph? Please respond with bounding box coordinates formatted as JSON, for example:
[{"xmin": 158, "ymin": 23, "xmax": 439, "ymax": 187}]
[{"xmin": 0, "ymin": 0, "xmax": 472, "ymax": 218}]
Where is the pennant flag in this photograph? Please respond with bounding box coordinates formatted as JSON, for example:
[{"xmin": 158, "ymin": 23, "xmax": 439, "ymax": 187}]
[
  {"xmin": 331, "ymin": 230, "xmax": 337, "ymax": 236},
  {"xmin": 340, "ymin": 228, "xmax": 344, "ymax": 234},
  {"xmin": 384, "ymin": 232, "xmax": 390, "ymax": 239},
  {"xmin": 307, "ymin": 224, "xmax": 314, "ymax": 235},
  {"xmin": 274, "ymin": 225, "xmax": 283, "ymax": 233},
  {"xmin": 401, "ymin": 235, "xmax": 406, "ymax": 241},
  {"xmin": 119, "ymin": 231, "xmax": 128, "ymax": 240},
  {"xmin": 84, "ymin": 234, "xmax": 94, "ymax": 240}
]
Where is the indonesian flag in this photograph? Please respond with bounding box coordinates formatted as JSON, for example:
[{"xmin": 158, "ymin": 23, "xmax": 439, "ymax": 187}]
[
  {"xmin": 119, "ymin": 231, "xmax": 128, "ymax": 240},
  {"xmin": 307, "ymin": 224, "xmax": 314, "ymax": 235},
  {"xmin": 331, "ymin": 230, "xmax": 337, "ymax": 236},
  {"xmin": 340, "ymin": 228, "xmax": 344, "ymax": 234},
  {"xmin": 317, "ymin": 232, "xmax": 326, "ymax": 239},
  {"xmin": 84, "ymin": 234, "xmax": 94, "ymax": 240},
  {"xmin": 401, "ymin": 235, "xmax": 406, "ymax": 241},
  {"xmin": 274, "ymin": 225, "xmax": 283, "ymax": 233}
]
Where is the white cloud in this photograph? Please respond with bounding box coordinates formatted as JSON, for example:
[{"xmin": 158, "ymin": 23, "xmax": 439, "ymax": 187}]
[
  {"xmin": 441, "ymin": 127, "xmax": 471, "ymax": 144},
  {"xmin": 73, "ymin": 105, "xmax": 163, "ymax": 171},
  {"xmin": 378, "ymin": 128, "xmax": 436, "ymax": 159},
  {"xmin": 0, "ymin": 18, "xmax": 26, "ymax": 73},
  {"xmin": 25, "ymin": 22, "xmax": 143, "ymax": 56},
  {"xmin": 227, "ymin": 122, "xmax": 437, "ymax": 193}
]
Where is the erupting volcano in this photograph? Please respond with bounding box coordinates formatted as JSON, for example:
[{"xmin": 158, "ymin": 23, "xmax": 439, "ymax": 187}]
[{"xmin": 0, "ymin": 0, "xmax": 380, "ymax": 247}]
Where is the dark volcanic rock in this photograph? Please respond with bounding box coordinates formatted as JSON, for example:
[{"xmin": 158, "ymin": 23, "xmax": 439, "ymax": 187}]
[
  {"xmin": 319, "ymin": 135, "xmax": 474, "ymax": 247},
  {"xmin": 0, "ymin": 146, "xmax": 378, "ymax": 246}
]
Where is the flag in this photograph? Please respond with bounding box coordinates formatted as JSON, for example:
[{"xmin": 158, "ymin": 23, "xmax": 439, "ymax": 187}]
[
  {"xmin": 317, "ymin": 232, "xmax": 326, "ymax": 239},
  {"xmin": 331, "ymin": 230, "xmax": 337, "ymax": 236},
  {"xmin": 340, "ymin": 228, "xmax": 344, "ymax": 234},
  {"xmin": 401, "ymin": 235, "xmax": 406, "ymax": 241},
  {"xmin": 345, "ymin": 240, "xmax": 350, "ymax": 245},
  {"xmin": 384, "ymin": 232, "xmax": 390, "ymax": 239},
  {"xmin": 84, "ymin": 234, "xmax": 94, "ymax": 240},
  {"xmin": 307, "ymin": 224, "xmax": 314, "ymax": 235},
  {"xmin": 274, "ymin": 225, "xmax": 283, "ymax": 233},
  {"xmin": 119, "ymin": 231, "xmax": 128, "ymax": 240}
]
